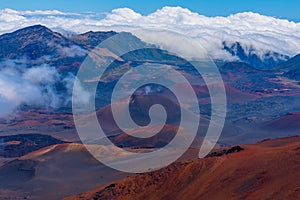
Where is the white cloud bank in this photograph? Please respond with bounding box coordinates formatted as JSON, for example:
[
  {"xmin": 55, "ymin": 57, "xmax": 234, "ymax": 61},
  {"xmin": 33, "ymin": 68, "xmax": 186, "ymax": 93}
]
[
  {"xmin": 0, "ymin": 60, "xmax": 82, "ymax": 118},
  {"xmin": 0, "ymin": 6, "xmax": 300, "ymax": 60}
]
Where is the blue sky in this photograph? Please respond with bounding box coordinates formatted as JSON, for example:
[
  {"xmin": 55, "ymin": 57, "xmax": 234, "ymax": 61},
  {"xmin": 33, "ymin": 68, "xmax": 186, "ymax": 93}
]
[{"xmin": 0, "ymin": 0, "xmax": 299, "ymax": 21}]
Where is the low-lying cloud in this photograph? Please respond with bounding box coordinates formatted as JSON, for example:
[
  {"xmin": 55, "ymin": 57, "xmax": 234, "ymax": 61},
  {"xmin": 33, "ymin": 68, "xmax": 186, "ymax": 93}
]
[
  {"xmin": 0, "ymin": 59, "xmax": 82, "ymax": 118},
  {"xmin": 57, "ymin": 45, "xmax": 87, "ymax": 58},
  {"xmin": 0, "ymin": 72, "xmax": 42, "ymax": 117},
  {"xmin": 22, "ymin": 64, "xmax": 60, "ymax": 84}
]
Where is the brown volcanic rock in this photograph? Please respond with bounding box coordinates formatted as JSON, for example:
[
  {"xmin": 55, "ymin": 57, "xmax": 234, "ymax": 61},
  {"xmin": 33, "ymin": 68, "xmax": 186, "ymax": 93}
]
[
  {"xmin": 109, "ymin": 124, "xmax": 179, "ymax": 148},
  {"xmin": 65, "ymin": 136, "xmax": 300, "ymax": 200},
  {"xmin": 0, "ymin": 109, "xmax": 77, "ymax": 142},
  {"xmin": 70, "ymin": 31, "xmax": 117, "ymax": 48},
  {"xmin": 262, "ymin": 112, "xmax": 300, "ymax": 132},
  {"xmin": 0, "ymin": 133, "xmax": 65, "ymax": 158},
  {"xmin": 0, "ymin": 143, "xmax": 130, "ymax": 200},
  {"xmin": 192, "ymin": 83, "xmax": 259, "ymax": 103},
  {"xmin": 96, "ymin": 94, "xmax": 182, "ymax": 136}
]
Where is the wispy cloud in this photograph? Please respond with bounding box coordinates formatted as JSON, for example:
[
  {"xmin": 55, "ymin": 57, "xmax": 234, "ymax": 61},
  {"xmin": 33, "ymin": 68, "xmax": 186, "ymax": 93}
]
[{"xmin": 0, "ymin": 59, "xmax": 87, "ymax": 117}]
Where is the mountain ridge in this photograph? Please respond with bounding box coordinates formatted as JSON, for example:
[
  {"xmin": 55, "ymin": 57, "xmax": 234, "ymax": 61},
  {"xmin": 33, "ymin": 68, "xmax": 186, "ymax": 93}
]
[{"xmin": 0, "ymin": 24, "xmax": 292, "ymax": 68}]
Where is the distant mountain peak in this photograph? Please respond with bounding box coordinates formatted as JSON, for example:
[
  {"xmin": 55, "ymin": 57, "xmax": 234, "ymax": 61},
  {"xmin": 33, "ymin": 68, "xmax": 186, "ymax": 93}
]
[
  {"xmin": 223, "ymin": 41, "xmax": 289, "ymax": 68},
  {"xmin": 21, "ymin": 24, "xmax": 49, "ymax": 31},
  {"xmin": 0, "ymin": 25, "xmax": 73, "ymax": 59},
  {"xmin": 5, "ymin": 24, "xmax": 55, "ymax": 37}
]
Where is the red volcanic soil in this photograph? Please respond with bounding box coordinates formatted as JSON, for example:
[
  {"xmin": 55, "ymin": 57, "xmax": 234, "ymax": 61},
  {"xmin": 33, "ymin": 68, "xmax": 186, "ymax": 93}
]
[
  {"xmin": 108, "ymin": 124, "xmax": 206, "ymax": 150},
  {"xmin": 173, "ymin": 83, "xmax": 258, "ymax": 104},
  {"xmin": 0, "ymin": 110, "xmax": 76, "ymax": 141},
  {"xmin": 95, "ymin": 94, "xmax": 183, "ymax": 136},
  {"xmin": 222, "ymin": 84, "xmax": 259, "ymax": 103},
  {"xmin": 261, "ymin": 112, "xmax": 300, "ymax": 132},
  {"xmin": 110, "ymin": 124, "xmax": 179, "ymax": 148},
  {"xmin": 65, "ymin": 136, "xmax": 300, "ymax": 200},
  {"xmin": 0, "ymin": 143, "xmax": 130, "ymax": 200}
]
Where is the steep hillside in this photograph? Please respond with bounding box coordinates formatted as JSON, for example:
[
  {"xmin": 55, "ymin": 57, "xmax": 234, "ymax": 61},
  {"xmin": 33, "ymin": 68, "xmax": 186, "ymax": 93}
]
[
  {"xmin": 65, "ymin": 136, "xmax": 300, "ymax": 200},
  {"xmin": 278, "ymin": 54, "xmax": 300, "ymax": 81}
]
